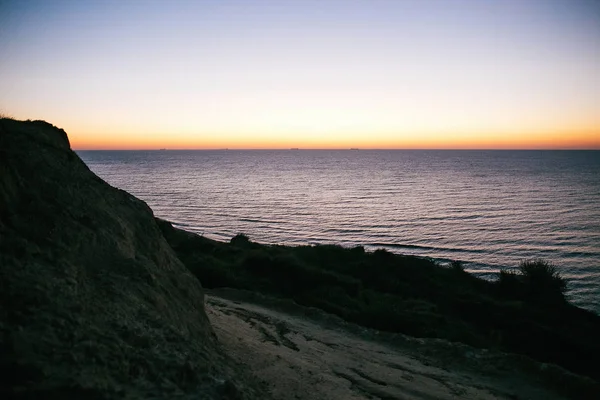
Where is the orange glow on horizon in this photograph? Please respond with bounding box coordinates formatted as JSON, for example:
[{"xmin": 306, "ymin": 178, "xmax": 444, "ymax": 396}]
[{"xmin": 69, "ymin": 128, "xmax": 600, "ymax": 150}]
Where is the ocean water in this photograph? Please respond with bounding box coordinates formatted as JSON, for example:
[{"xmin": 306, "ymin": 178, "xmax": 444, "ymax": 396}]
[{"xmin": 78, "ymin": 150, "xmax": 600, "ymax": 313}]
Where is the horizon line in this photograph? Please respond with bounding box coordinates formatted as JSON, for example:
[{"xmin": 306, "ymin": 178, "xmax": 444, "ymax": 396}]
[{"xmin": 73, "ymin": 147, "xmax": 600, "ymax": 151}]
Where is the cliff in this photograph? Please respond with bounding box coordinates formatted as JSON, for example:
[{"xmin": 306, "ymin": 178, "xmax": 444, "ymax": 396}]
[{"xmin": 0, "ymin": 118, "xmax": 264, "ymax": 399}]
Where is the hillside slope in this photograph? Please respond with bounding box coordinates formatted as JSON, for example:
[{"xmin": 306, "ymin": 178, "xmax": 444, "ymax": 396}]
[
  {"xmin": 0, "ymin": 118, "xmax": 264, "ymax": 399},
  {"xmin": 158, "ymin": 212, "xmax": 600, "ymax": 383},
  {"xmin": 206, "ymin": 289, "xmax": 599, "ymax": 400}
]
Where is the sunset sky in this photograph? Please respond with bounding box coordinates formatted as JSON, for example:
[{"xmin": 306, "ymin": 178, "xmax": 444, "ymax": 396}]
[{"xmin": 1, "ymin": 0, "xmax": 599, "ymax": 149}]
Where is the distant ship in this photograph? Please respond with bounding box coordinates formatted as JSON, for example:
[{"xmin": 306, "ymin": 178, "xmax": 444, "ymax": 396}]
[
  {"xmin": 290, "ymin": 147, "xmax": 299, "ymax": 150},
  {"xmin": 350, "ymin": 148, "xmax": 359, "ymax": 150}
]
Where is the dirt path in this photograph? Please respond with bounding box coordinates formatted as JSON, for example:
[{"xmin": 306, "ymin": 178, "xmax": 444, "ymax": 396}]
[{"xmin": 205, "ymin": 290, "xmax": 597, "ymax": 400}]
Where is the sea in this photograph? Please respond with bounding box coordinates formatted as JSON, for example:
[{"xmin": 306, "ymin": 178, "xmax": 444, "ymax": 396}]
[{"xmin": 78, "ymin": 150, "xmax": 600, "ymax": 314}]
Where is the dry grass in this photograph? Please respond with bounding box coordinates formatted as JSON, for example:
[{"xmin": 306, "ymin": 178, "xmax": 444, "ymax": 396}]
[{"xmin": 0, "ymin": 111, "xmax": 15, "ymax": 120}]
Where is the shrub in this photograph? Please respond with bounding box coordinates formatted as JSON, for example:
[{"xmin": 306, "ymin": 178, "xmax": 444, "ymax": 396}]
[
  {"xmin": 372, "ymin": 248, "xmax": 393, "ymax": 258},
  {"xmin": 350, "ymin": 245, "xmax": 365, "ymax": 254},
  {"xmin": 451, "ymin": 260, "xmax": 465, "ymax": 272},
  {"xmin": 497, "ymin": 268, "xmax": 521, "ymax": 294},
  {"xmin": 518, "ymin": 259, "xmax": 567, "ymax": 303},
  {"xmin": 230, "ymin": 233, "xmax": 251, "ymax": 247},
  {"xmin": 496, "ymin": 260, "xmax": 567, "ymax": 304},
  {"xmin": 186, "ymin": 256, "xmax": 238, "ymax": 288}
]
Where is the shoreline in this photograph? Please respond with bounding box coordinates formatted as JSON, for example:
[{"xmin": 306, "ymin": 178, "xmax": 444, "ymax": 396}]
[{"xmin": 168, "ymin": 222, "xmax": 599, "ymax": 314}]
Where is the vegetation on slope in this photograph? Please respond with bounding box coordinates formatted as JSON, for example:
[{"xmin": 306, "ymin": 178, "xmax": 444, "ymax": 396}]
[{"xmin": 158, "ymin": 221, "xmax": 600, "ymax": 381}]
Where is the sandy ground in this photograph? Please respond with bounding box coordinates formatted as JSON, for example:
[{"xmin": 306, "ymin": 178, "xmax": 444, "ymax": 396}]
[{"xmin": 205, "ymin": 290, "xmax": 598, "ymax": 400}]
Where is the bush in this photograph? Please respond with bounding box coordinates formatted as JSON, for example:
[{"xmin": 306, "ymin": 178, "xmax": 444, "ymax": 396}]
[
  {"xmin": 186, "ymin": 256, "xmax": 238, "ymax": 288},
  {"xmin": 230, "ymin": 233, "xmax": 251, "ymax": 246},
  {"xmin": 451, "ymin": 260, "xmax": 465, "ymax": 272},
  {"xmin": 519, "ymin": 259, "xmax": 567, "ymax": 303},
  {"xmin": 497, "ymin": 268, "xmax": 521, "ymax": 294},
  {"xmin": 496, "ymin": 260, "xmax": 567, "ymax": 304}
]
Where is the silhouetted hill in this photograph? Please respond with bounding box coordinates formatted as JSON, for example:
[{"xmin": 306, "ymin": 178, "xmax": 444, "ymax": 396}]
[{"xmin": 0, "ymin": 118, "xmax": 264, "ymax": 399}]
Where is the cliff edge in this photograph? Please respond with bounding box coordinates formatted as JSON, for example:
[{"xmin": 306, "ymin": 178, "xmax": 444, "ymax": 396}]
[{"xmin": 0, "ymin": 118, "xmax": 263, "ymax": 399}]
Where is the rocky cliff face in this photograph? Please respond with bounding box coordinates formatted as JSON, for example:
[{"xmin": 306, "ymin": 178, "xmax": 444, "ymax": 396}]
[{"xmin": 0, "ymin": 119, "xmax": 262, "ymax": 399}]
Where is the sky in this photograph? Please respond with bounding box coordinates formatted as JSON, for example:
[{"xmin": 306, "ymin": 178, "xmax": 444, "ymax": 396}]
[{"xmin": 0, "ymin": 0, "xmax": 599, "ymax": 149}]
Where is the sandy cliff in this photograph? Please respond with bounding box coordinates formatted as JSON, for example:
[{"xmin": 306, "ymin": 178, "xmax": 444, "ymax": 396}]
[{"xmin": 0, "ymin": 119, "xmax": 264, "ymax": 399}]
